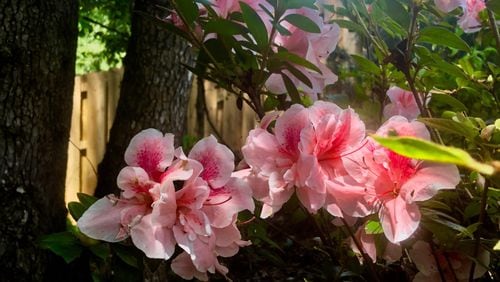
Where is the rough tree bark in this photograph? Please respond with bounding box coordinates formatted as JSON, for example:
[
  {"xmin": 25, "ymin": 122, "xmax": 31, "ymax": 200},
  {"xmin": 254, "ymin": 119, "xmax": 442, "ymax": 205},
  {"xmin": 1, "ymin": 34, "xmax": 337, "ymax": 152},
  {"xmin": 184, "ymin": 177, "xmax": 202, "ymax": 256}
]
[
  {"xmin": 0, "ymin": 0, "xmax": 78, "ymax": 280},
  {"xmin": 94, "ymin": 0, "xmax": 193, "ymax": 198}
]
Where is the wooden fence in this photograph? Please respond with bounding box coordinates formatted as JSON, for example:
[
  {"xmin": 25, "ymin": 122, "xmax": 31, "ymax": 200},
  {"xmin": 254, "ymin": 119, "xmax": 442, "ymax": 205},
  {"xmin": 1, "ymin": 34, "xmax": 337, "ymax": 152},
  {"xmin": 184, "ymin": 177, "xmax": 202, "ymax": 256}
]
[
  {"xmin": 64, "ymin": 70, "xmax": 257, "ymax": 204},
  {"xmin": 64, "ymin": 2, "xmax": 357, "ymax": 203}
]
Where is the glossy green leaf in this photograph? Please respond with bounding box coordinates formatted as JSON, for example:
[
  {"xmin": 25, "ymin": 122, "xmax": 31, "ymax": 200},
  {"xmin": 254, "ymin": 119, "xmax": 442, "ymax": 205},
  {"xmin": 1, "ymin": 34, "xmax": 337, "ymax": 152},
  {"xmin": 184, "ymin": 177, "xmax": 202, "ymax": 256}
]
[
  {"xmin": 240, "ymin": 2, "xmax": 268, "ymax": 48},
  {"xmin": 351, "ymin": 55, "xmax": 381, "ymax": 75},
  {"xmin": 204, "ymin": 19, "xmax": 246, "ymax": 36},
  {"xmin": 39, "ymin": 232, "xmax": 82, "ymax": 263},
  {"xmin": 371, "ymin": 135, "xmax": 495, "ymax": 175},
  {"xmin": 68, "ymin": 201, "xmax": 86, "ymax": 221},
  {"xmin": 283, "ymin": 14, "xmax": 321, "ymax": 33},
  {"xmin": 282, "ymin": 74, "xmax": 301, "ymax": 103},
  {"xmin": 77, "ymin": 193, "xmax": 98, "ymax": 209},
  {"xmin": 418, "ymin": 118, "xmax": 478, "ymax": 139},
  {"xmin": 418, "ymin": 26, "xmax": 471, "ymax": 52}
]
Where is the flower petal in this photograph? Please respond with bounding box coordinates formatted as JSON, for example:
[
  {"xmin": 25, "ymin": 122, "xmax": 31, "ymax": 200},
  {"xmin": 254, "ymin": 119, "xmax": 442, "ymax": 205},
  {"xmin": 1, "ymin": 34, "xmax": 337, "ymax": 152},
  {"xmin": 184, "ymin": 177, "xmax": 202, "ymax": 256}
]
[
  {"xmin": 189, "ymin": 135, "xmax": 234, "ymax": 188},
  {"xmin": 380, "ymin": 197, "xmax": 421, "ymax": 243},
  {"xmin": 124, "ymin": 129, "xmax": 175, "ymax": 181},
  {"xmin": 130, "ymin": 214, "xmax": 176, "ymax": 259},
  {"xmin": 402, "ymin": 162, "xmax": 459, "ymax": 203}
]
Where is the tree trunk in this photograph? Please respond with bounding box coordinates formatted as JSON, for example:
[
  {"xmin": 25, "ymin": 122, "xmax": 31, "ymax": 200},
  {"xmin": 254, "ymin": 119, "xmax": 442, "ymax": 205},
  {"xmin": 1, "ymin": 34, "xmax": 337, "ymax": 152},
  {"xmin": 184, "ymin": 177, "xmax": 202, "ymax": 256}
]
[
  {"xmin": 0, "ymin": 0, "xmax": 78, "ymax": 280},
  {"xmin": 94, "ymin": 0, "xmax": 193, "ymax": 198}
]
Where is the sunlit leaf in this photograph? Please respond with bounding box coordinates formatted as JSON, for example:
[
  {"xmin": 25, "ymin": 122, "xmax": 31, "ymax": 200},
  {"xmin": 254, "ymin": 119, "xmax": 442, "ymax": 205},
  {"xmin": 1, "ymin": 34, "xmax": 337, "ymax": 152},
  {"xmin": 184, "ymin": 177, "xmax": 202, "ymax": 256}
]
[
  {"xmin": 371, "ymin": 136, "xmax": 495, "ymax": 175},
  {"xmin": 365, "ymin": 220, "xmax": 384, "ymax": 235}
]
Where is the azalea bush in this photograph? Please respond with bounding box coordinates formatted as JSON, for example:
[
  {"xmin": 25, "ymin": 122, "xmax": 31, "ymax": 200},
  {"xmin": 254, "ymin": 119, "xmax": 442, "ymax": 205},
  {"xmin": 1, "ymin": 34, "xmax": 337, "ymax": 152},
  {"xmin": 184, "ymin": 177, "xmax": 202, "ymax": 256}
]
[{"xmin": 41, "ymin": 0, "xmax": 500, "ymax": 281}]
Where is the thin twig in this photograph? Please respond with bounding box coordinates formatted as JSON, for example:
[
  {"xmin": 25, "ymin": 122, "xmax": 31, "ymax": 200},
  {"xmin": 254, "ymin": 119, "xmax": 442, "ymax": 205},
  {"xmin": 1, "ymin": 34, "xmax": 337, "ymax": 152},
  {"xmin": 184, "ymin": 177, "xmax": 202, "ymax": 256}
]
[
  {"xmin": 69, "ymin": 139, "xmax": 98, "ymax": 178},
  {"xmin": 468, "ymin": 178, "xmax": 489, "ymax": 281},
  {"xmin": 80, "ymin": 16, "xmax": 129, "ymax": 38}
]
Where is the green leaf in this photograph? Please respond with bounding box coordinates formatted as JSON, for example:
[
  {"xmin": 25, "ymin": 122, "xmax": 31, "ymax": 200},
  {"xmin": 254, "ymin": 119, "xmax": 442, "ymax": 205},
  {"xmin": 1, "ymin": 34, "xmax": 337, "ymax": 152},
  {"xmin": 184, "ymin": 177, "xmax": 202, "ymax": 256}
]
[
  {"xmin": 39, "ymin": 232, "xmax": 82, "ymax": 263},
  {"xmin": 114, "ymin": 245, "xmax": 139, "ymax": 268},
  {"xmin": 284, "ymin": 63, "xmax": 313, "ymax": 89},
  {"xmin": 351, "ymin": 55, "xmax": 381, "ymax": 75},
  {"xmin": 264, "ymin": 96, "xmax": 280, "ymax": 111},
  {"xmin": 430, "ymin": 93, "xmax": 468, "ymax": 111},
  {"xmin": 364, "ymin": 220, "xmax": 384, "ymax": 235},
  {"xmin": 487, "ymin": 0, "xmax": 500, "ymax": 15},
  {"xmin": 284, "ymin": 0, "xmax": 317, "ymax": 9},
  {"xmin": 77, "ymin": 193, "xmax": 98, "ymax": 209},
  {"xmin": 332, "ymin": 19, "xmax": 365, "ymax": 34},
  {"xmin": 282, "ymin": 14, "xmax": 321, "ymax": 33},
  {"xmin": 371, "ymin": 136, "xmax": 495, "ymax": 175},
  {"xmin": 204, "ymin": 19, "xmax": 246, "ymax": 36},
  {"xmin": 240, "ymin": 2, "xmax": 268, "ymax": 49},
  {"xmin": 417, "ymin": 26, "xmax": 471, "ymax": 52},
  {"xmin": 418, "ymin": 118, "xmax": 478, "ymax": 139},
  {"xmin": 68, "ymin": 201, "xmax": 86, "ymax": 221},
  {"xmin": 282, "ymin": 73, "xmax": 301, "ymax": 104},
  {"xmin": 89, "ymin": 243, "xmax": 110, "ymax": 260},
  {"xmin": 274, "ymin": 50, "xmax": 321, "ymax": 73},
  {"xmin": 174, "ymin": 0, "xmax": 199, "ymax": 26}
]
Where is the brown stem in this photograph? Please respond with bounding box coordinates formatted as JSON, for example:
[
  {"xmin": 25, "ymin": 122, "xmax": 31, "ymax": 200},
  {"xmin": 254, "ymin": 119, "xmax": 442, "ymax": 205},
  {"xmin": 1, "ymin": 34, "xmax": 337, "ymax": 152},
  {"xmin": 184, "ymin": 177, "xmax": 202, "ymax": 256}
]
[
  {"xmin": 486, "ymin": 4, "xmax": 500, "ymax": 53},
  {"xmin": 468, "ymin": 178, "xmax": 489, "ymax": 281},
  {"xmin": 430, "ymin": 243, "xmax": 447, "ymax": 282},
  {"xmin": 341, "ymin": 218, "xmax": 380, "ymax": 282}
]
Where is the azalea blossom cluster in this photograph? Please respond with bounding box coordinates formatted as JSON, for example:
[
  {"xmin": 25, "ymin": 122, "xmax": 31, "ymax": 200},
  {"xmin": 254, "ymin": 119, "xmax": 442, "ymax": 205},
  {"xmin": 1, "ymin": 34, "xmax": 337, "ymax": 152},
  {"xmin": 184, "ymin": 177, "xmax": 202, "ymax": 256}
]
[
  {"xmin": 168, "ymin": 0, "xmax": 340, "ymax": 99},
  {"xmin": 77, "ymin": 129, "xmax": 254, "ymax": 280},
  {"xmin": 434, "ymin": 0, "xmax": 486, "ymax": 33},
  {"xmin": 241, "ymin": 93, "xmax": 460, "ymax": 258}
]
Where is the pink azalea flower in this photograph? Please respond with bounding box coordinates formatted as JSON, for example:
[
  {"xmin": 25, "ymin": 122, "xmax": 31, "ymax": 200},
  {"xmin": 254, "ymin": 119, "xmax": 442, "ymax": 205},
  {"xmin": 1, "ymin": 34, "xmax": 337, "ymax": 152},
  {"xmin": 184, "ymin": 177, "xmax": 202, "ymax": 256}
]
[
  {"xmin": 383, "ymin": 86, "xmax": 421, "ymax": 120},
  {"xmin": 329, "ymin": 116, "xmax": 460, "ymax": 243},
  {"xmin": 242, "ymin": 101, "xmax": 366, "ymax": 216},
  {"xmin": 78, "ymin": 129, "xmax": 190, "ymax": 259},
  {"xmin": 434, "ymin": 0, "xmax": 462, "ymax": 12},
  {"xmin": 434, "ymin": 0, "xmax": 485, "ymax": 33},
  {"xmin": 242, "ymin": 104, "xmax": 310, "ymax": 217},
  {"xmin": 409, "ymin": 241, "xmax": 490, "ymax": 281},
  {"xmin": 265, "ymin": 7, "xmax": 340, "ymax": 98},
  {"xmin": 458, "ymin": 0, "xmax": 486, "ymax": 33},
  {"xmin": 78, "ymin": 130, "xmax": 254, "ymax": 279},
  {"xmin": 349, "ymin": 223, "xmax": 402, "ymax": 264}
]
